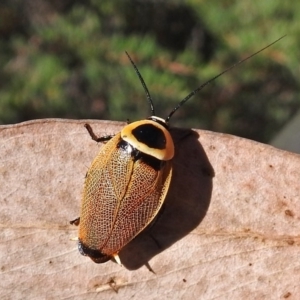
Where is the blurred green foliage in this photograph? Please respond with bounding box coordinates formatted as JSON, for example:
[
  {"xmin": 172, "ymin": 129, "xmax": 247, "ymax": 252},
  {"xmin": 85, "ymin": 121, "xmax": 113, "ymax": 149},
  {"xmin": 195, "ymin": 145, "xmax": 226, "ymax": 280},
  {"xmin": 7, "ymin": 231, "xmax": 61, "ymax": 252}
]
[{"xmin": 0, "ymin": 0, "xmax": 299, "ymax": 143}]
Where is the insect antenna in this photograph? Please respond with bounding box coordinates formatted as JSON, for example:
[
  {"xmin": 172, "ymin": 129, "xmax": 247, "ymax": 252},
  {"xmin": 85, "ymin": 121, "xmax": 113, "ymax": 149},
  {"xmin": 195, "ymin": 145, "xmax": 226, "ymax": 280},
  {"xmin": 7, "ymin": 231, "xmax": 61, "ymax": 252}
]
[
  {"xmin": 125, "ymin": 51, "xmax": 156, "ymax": 116},
  {"xmin": 165, "ymin": 35, "xmax": 286, "ymax": 123}
]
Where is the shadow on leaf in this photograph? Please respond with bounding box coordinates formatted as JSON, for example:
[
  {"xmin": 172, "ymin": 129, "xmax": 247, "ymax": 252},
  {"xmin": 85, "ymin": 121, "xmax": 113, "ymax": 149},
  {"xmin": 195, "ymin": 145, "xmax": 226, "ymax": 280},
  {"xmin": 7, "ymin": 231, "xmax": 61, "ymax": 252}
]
[{"xmin": 120, "ymin": 128, "xmax": 214, "ymax": 270}]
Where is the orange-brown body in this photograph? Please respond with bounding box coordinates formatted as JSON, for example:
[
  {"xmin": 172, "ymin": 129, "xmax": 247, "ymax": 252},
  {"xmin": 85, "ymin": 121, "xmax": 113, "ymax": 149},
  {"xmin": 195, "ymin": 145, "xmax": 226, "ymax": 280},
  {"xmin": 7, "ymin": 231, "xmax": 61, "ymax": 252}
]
[{"xmin": 78, "ymin": 131, "xmax": 172, "ymax": 263}]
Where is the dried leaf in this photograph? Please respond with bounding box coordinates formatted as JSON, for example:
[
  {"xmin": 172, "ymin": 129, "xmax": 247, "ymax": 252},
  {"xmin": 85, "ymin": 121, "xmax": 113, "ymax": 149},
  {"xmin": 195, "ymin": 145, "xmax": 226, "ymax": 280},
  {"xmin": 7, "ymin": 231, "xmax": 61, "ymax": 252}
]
[{"xmin": 1, "ymin": 119, "xmax": 300, "ymax": 299}]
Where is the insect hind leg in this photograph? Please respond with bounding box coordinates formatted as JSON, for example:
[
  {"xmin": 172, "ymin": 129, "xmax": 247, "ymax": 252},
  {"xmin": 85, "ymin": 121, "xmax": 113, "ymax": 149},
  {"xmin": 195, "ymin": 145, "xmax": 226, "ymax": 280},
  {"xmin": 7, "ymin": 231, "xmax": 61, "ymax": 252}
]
[{"xmin": 84, "ymin": 123, "xmax": 114, "ymax": 142}]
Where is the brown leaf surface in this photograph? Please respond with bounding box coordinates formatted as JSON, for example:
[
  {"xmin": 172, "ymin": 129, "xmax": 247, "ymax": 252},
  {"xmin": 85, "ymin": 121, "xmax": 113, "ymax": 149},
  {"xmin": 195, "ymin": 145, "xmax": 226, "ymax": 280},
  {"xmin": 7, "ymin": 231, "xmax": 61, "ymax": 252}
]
[{"xmin": 1, "ymin": 119, "xmax": 300, "ymax": 300}]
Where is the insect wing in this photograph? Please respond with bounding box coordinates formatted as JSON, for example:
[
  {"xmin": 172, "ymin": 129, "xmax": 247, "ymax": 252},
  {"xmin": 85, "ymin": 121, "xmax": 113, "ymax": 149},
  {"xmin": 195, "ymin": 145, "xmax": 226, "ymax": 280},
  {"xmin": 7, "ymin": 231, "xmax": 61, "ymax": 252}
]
[
  {"xmin": 79, "ymin": 132, "xmax": 172, "ymax": 257},
  {"xmin": 104, "ymin": 150, "xmax": 172, "ymax": 255}
]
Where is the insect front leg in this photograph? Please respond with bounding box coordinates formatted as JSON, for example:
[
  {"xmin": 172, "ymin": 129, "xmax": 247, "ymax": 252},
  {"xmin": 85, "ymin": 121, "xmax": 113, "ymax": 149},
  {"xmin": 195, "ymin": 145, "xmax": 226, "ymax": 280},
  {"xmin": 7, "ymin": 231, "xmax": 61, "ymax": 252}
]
[
  {"xmin": 70, "ymin": 217, "xmax": 80, "ymax": 226},
  {"xmin": 84, "ymin": 123, "xmax": 114, "ymax": 142}
]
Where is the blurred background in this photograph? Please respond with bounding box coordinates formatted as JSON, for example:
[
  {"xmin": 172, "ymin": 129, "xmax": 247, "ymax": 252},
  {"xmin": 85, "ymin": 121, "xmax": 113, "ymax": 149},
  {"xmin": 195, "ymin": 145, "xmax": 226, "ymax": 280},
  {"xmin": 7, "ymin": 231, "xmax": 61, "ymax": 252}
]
[{"xmin": 0, "ymin": 0, "xmax": 299, "ymax": 152}]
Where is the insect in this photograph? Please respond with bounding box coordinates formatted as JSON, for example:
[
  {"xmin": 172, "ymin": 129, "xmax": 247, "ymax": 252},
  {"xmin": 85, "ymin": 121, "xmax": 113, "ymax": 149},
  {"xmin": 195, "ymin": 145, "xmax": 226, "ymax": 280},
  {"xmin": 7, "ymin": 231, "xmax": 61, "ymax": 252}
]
[{"xmin": 70, "ymin": 36, "xmax": 285, "ymax": 264}]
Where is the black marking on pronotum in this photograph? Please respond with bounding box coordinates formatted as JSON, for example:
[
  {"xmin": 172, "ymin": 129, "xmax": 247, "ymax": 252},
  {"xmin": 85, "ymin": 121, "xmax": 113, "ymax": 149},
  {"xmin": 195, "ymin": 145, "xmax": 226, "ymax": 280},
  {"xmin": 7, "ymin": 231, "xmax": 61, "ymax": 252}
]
[{"xmin": 132, "ymin": 124, "xmax": 166, "ymax": 149}]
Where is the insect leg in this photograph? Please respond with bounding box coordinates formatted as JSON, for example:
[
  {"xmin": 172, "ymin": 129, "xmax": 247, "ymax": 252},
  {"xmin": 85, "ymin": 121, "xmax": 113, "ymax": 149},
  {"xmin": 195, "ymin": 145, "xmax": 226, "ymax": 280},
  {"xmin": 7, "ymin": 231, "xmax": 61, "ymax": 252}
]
[
  {"xmin": 70, "ymin": 217, "xmax": 80, "ymax": 226},
  {"xmin": 107, "ymin": 278, "xmax": 119, "ymax": 293},
  {"xmin": 145, "ymin": 262, "xmax": 156, "ymax": 274},
  {"xmin": 84, "ymin": 123, "xmax": 114, "ymax": 142}
]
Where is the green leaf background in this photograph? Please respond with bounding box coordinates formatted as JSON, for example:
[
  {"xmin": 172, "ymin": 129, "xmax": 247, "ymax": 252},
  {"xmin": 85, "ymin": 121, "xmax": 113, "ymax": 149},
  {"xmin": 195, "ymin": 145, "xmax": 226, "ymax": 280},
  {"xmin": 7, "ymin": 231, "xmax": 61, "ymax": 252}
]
[{"xmin": 0, "ymin": 0, "xmax": 299, "ymax": 143}]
